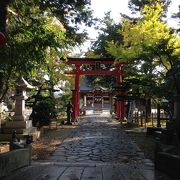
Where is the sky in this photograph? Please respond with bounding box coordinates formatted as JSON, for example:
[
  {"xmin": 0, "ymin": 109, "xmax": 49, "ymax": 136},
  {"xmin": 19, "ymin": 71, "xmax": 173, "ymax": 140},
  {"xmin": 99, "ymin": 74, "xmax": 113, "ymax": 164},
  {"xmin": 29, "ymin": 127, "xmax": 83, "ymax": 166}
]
[{"xmin": 74, "ymin": 0, "xmax": 180, "ymax": 55}]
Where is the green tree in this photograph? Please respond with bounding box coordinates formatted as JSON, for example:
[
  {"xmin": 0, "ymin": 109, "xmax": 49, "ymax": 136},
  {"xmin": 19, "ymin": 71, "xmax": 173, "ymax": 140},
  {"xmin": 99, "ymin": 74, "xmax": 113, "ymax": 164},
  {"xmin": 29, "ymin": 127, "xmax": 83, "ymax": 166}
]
[
  {"xmin": 90, "ymin": 12, "xmax": 123, "ymax": 58},
  {"xmin": 128, "ymin": 0, "xmax": 171, "ymax": 16},
  {"xmin": 85, "ymin": 12, "xmax": 123, "ymax": 88},
  {"xmin": 107, "ymin": 2, "xmax": 180, "ymax": 94},
  {"xmin": 0, "ymin": 0, "xmax": 94, "ymax": 105},
  {"xmin": 0, "ymin": 0, "xmax": 11, "ymax": 33},
  {"xmin": 106, "ymin": 1, "xmax": 180, "ymax": 121},
  {"xmin": 39, "ymin": 0, "xmax": 94, "ymax": 45}
]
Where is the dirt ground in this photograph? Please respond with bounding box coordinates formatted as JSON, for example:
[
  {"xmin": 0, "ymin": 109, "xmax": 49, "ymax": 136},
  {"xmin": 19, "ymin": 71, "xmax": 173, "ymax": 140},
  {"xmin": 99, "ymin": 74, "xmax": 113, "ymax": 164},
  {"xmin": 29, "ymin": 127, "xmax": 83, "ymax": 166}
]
[
  {"xmin": 121, "ymin": 123, "xmax": 156, "ymax": 161},
  {"xmin": 0, "ymin": 143, "xmax": 9, "ymax": 153},
  {"xmin": 32, "ymin": 123, "xmax": 78, "ymax": 160},
  {"xmin": 0, "ymin": 122, "xmax": 78, "ymax": 160},
  {"xmin": 127, "ymin": 131, "xmax": 156, "ymax": 161}
]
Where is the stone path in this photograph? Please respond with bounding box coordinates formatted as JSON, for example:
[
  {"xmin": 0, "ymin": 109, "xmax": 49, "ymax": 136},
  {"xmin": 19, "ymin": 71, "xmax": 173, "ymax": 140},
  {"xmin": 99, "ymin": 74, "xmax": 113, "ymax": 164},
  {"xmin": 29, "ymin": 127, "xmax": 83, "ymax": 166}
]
[
  {"xmin": 49, "ymin": 115, "xmax": 144, "ymax": 164},
  {"xmin": 4, "ymin": 114, "xmax": 172, "ymax": 180}
]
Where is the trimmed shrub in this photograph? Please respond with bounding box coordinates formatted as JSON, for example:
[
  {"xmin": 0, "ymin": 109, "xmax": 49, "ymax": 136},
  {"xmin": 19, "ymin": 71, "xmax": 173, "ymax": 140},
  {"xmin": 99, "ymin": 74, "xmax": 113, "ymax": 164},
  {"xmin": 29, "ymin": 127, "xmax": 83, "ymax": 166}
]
[{"xmin": 32, "ymin": 97, "xmax": 57, "ymax": 127}]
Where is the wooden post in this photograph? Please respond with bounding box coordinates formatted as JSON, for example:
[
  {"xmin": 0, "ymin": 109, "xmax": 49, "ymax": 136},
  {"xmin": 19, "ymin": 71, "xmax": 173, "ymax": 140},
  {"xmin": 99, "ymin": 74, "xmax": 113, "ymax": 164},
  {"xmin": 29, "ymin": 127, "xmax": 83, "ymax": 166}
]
[
  {"xmin": 140, "ymin": 113, "xmax": 143, "ymax": 127},
  {"xmin": 83, "ymin": 95, "xmax": 87, "ymax": 107},
  {"xmin": 157, "ymin": 104, "xmax": 161, "ymax": 127},
  {"xmin": 152, "ymin": 113, "xmax": 154, "ymax": 126}
]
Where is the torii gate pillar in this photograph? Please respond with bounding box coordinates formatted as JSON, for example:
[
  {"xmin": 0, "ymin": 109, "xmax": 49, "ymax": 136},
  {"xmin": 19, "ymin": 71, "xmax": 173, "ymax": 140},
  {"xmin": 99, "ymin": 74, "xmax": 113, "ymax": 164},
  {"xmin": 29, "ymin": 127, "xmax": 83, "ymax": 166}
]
[
  {"xmin": 71, "ymin": 64, "xmax": 80, "ymax": 121},
  {"xmin": 71, "ymin": 90, "xmax": 76, "ymax": 121},
  {"xmin": 116, "ymin": 65, "xmax": 125, "ymax": 120}
]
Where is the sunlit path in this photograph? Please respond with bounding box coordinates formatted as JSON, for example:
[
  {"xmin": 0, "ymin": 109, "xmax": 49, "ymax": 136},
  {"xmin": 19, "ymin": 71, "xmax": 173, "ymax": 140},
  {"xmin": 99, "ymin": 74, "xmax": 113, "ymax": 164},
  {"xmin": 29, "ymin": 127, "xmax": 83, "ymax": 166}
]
[{"xmin": 49, "ymin": 114, "xmax": 143, "ymax": 164}]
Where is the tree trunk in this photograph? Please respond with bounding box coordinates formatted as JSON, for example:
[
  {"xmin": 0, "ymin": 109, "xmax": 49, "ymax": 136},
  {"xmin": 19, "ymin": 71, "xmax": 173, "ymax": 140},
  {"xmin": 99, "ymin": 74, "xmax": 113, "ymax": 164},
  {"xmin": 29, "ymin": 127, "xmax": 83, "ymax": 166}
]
[
  {"xmin": 157, "ymin": 103, "xmax": 161, "ymax": 127},
  {"xmin": 0, "ymin": 0, "xmax": 11, "ymax": 34},
  {"xmin": 174, "ymin": 95, "xmax": 180, "ymax": 142},
  {"xmin": 145, "ymin": 98, "xmax": 151, "ymax": 122}
]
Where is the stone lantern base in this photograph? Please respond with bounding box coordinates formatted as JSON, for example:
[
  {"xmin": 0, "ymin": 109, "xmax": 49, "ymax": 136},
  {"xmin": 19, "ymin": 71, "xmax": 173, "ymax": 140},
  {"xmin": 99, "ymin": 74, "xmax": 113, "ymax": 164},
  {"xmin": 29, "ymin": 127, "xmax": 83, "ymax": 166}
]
[
  {"xmin": 0, "ymin": 127, "xmax": 40, "ymax": 141},
  {"xmin": 0, "ymin": 120, "xmax": 40, "ymax": 141},
  {"xmin": 6, "ymin": 117, "xmax": 31, "ymax": 126}
]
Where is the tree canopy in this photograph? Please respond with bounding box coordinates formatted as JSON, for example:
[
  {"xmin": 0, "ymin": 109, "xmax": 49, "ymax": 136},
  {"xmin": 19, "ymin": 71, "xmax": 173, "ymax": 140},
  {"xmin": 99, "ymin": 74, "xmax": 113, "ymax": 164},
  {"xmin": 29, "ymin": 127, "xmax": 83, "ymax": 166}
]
[
  {"xmin": 0, "ymin": 0, "xmax": 94, "ymax": 103},
  {"xmin": 128, "ymin": 0, "xmax": 171, "ymax": 16},
  {"xmin": 89, "ymin": 12, "xmax": 123, "ymax": 58},
  {"xmin": 84, "ymin": 12, "xmax": 124, "ymax": 89},
  {"xmin": 107, "ymin": 1, "xmax": 180, "ymax": 98}
]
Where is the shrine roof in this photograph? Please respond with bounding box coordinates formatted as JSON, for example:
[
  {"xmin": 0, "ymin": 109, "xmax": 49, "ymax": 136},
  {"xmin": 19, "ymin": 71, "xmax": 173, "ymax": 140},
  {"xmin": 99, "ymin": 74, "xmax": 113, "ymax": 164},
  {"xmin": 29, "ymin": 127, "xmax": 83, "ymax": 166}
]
[
  {"xmin": 80, "ymin": 85, "xmax": 109, "ymax": 92},
  {"xmin": 80, "ymin": 85, "xmax": 93, "ymax": 91}
]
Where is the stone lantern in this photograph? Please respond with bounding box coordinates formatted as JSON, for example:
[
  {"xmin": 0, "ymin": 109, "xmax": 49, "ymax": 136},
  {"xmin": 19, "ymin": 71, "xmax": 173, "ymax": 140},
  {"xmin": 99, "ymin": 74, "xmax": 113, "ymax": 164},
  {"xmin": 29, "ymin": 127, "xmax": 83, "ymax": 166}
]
[
  {"xmin": 1, "ymin": 77, "xmax": 38, "ymax": 140},
  {"xmin": 13, "ymin": 77, "xmax": 33, "ymax": 121}
]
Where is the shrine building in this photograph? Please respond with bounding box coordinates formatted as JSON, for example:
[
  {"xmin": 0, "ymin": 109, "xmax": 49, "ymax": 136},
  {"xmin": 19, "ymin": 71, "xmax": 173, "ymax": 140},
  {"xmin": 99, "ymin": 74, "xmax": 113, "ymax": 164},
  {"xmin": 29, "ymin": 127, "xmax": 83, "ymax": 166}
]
[{"xmin": 80, "ymin": 85, "xmax": 113, "ymax": 115}]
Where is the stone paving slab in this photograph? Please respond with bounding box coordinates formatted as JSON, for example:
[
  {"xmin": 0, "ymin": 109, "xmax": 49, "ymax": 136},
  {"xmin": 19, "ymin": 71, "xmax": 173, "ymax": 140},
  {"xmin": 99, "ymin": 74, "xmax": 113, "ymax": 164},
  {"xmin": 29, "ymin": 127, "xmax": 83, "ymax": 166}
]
[
  {"xmin": 81, "ymin": 167, "xmax": 102, "ymax": 180},
  {"xmin": 2, "ymin": 114, "xmax": 173, "ymax": 180},
  {"xmin": 3, "ymin": 162, "xmax": 159, "ymax": 180},
  {"xmin": 58, "ymin": 167, "xmax": 84, "ymax": 180}
]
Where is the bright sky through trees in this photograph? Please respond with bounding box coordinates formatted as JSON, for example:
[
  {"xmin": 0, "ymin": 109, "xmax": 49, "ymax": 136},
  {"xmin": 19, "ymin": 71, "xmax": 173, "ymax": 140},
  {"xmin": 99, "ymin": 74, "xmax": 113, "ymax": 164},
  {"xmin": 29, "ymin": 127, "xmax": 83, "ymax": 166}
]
[
  {"xmin": 73, "ymin": 0, "xmax": 179, "ymax": 55},
  {"xmin": 91, "ymin": 0, "xmax": 179, "ymax": 25}
]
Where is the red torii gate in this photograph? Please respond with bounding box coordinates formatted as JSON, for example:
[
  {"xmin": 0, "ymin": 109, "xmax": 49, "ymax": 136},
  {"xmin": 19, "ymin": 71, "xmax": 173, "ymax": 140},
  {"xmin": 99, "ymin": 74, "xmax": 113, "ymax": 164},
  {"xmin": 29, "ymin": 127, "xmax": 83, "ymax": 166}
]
[{"xmin": 66, "ymin": 57, "xmax": 126, "ymax": 121}]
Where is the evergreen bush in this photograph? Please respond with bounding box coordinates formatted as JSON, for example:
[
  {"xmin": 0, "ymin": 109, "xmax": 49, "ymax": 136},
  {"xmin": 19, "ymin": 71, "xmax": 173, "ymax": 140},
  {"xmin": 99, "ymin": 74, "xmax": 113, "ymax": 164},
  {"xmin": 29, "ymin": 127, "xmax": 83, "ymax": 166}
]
[{"xmin": 32, "ymin": 97, "xmax": 57, "ymax": 127}]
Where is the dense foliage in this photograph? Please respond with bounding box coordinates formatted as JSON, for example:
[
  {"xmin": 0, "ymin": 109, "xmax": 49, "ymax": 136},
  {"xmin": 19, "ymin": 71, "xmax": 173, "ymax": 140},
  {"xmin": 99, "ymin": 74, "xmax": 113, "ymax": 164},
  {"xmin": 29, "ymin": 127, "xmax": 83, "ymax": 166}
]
[
  {"xmin": 0, "ymin": 0, "xmax": 96, "ymax": 128},
  {"xmin": 107, "ymin": 1, "xmax": 180, "ymax": 100},
  {"xmin": 84, "ymin": 12, "xmax": 123, "ymax": 88},
  {"xmin": 128, "ymin": 0, "xmax": 171, "ymax": 15},
  {"xmin": 84, "ymin": 0, "xmax": 179, "ymax": 121},
  {"xmin": 90, "ymin": 12, "xmax": 123, "ymax": 58},
  {"xmin": 0, "ymin": 0, "xmax": 94, "ymax": 105},
  {"xmin": 31, "ymin": 97, "xmax": 57, "ymax": 127}
]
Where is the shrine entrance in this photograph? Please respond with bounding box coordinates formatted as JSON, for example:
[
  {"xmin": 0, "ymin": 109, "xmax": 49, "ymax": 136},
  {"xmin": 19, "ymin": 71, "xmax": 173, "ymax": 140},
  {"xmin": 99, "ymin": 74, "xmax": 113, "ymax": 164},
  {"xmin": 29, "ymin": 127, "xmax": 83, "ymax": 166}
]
[{"xmin": 66, "ymin": 57, "xmax": 126, "ymax": 121}]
